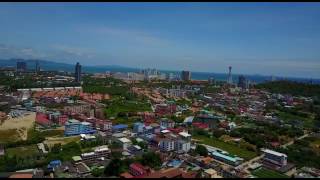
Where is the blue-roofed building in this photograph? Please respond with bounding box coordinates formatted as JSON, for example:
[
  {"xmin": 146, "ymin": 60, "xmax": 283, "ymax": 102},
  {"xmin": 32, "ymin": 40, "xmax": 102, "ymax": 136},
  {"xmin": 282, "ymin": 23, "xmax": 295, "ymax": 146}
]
[
  {"xmin": 210, "ymin": 150, "xmax": 243, "ymax": 166},
  {"xmin": 133, "ymin": 122, "xmax": 144, "ymax": 134},
  {"xmin": 64, "ymin": 119, "xmax": 96, "ymax": 136},
  {"xmin": 143, "ymin": 126, "xmax": 153, "ymax": 135},
  {"xmin": 183, "ymin": 116, "xmax": 194, "ymax": 125},
  {"xmin": 47, "ymin": 160, "xmax": 62, "ymax": 172},
  {"xmin": 167, "ymin": 159, "xmax": 183, "ymax": 168},
  {"xmin": 112, "ymin": 124, "xmax": 128, "ymax": 132}
]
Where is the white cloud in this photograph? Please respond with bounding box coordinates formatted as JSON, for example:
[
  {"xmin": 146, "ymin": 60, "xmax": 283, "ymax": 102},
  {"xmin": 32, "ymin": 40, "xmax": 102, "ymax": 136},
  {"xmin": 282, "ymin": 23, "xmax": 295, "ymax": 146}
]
[
  {"xmin": 52, "ymin": 44, "xmax": 96, "ymax": 59},
  {"xmin": 88, "ymin": 26, "xmax": 171, "ymax": 47}
]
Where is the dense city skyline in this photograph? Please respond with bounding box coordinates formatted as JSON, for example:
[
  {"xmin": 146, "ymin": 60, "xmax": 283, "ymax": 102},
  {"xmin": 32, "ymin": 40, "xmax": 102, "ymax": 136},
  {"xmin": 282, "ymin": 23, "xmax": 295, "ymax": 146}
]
[{"xmin": 0, "ymin": 2, "xmax": 320, "ymax": 78}]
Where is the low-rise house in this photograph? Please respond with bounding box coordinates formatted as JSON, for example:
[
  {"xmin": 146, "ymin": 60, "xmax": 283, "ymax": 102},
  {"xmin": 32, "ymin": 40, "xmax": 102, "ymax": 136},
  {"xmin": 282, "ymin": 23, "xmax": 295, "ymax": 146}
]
[
  {"xmin": 129, "ymin": 163, "xmax": 149, "ymax": 177},
  {"xmin": 160, "ymin": 118, "xmax": 175, "ymax": 129},
  {"xmin": 155, "ymin": 103, "xmax": 177, "ymax": 116},
  {"xmin": 81, "ymin": 145, "xmax": 110, "ymax": 163},
  {"xmin": 127, "ymin": 145, "xmax": 143, "ymax": 156},
  {"xmin": 47, "ymin": 160, "xmax": 62, "ymax": 172},
  {"xmin": 261, "ymin": 149, "xmax": 288, "ymax": 168},
  {"xmin": 36, "ymin": 112, "xmax": 52, "ymax": 127},
  {"xmin": 203, "ymin": 168, "xmax": 222, "ymax": 178},
  {"xmin": 142, "ymin": 168, "xmax": 196, "ymax": 178},
  {"xmin": 112, "ymin": 124, "xmax": 128, "ymax": 133},
  {"xmin": 117, "ymin": 137, "xmax": 132, "ymax": 150},
  {"xmin": 210, "ymin": 150, "xmax": 243, "ymax": 166}
]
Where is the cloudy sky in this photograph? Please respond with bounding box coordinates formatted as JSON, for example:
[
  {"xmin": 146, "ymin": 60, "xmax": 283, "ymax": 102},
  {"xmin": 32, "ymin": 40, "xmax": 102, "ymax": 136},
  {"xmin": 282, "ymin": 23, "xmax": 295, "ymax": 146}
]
[{"xmin": 0, "ymin": 2, "xmax": 320, "ymax": 78}]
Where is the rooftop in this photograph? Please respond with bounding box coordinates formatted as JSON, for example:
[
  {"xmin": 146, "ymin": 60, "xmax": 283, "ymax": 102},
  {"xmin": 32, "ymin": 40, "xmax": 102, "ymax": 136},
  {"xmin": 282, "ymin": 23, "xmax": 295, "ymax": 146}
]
[
  {"xmin": 119, "ymin": 137, "xmax": 131, "ymax": 143},
  {"xmin": 262, "ymin": 149, "xmax": 287, "ymax": 157},
  {"xmin": 178, "ymin": 132, "xmax": 191, "ymax": 138}
]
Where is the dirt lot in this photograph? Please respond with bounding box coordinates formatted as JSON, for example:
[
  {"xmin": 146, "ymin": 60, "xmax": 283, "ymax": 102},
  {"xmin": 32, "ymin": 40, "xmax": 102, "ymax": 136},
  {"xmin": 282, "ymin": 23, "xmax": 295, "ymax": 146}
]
[{"xmin": 0, "ymin": 112, "xmax": 35, "ymax": 141}]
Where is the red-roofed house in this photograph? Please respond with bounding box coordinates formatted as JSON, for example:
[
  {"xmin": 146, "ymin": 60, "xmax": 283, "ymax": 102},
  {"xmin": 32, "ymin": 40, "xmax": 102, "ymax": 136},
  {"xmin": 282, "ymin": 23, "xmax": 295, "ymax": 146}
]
[
  {"xmin": 192, "ymin": 122, "xmax": 209, "ymax": 129},
  {"xmin": 167, "ymin": 127, "xmax": 184, "ymax": 134},
  {"xmin": 120, "ymin": 172, "xmax": 134, "ymax": 178},
  {"xmin": 58, "ymin": 115, "xmax": 68, "ymax": 126},
  {"xmin": 129, "ymin": 163, "xmax": 149, "ymax": 177},
  {"xmin": 36, "ymin": 112, "xmax": 52, "ymax": 127}
]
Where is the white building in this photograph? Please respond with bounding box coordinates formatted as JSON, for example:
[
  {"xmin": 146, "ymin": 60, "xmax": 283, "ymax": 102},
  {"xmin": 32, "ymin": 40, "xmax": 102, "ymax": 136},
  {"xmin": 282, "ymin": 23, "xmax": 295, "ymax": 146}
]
[
  {"xmin": 158, "ymin": 131, "xmax": 191, "ymax": 153},
  {"xmin": 261, "ymin": 149, "xmax": 288, "ymax": 167},
  {"xmin": 159, "ymin": 138, "xmax": 175, "ymax": 152},
  {"xmin": 118, "ymin": 137, "xmax": 132, "ymax": 150},
  {"xmin": 81, "ymin": 145, "xmax": 110, "ymax": 162}
]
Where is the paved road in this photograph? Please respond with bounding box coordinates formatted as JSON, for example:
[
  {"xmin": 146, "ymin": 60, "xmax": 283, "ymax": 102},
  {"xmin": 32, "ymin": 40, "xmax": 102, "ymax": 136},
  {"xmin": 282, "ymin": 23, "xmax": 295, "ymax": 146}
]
[
  {"xmin": 281, "ymin": 132, "xmax": 312, "ymax": 148},
  {"xmin": 236, "ymin": 154, "xmax": 264, "ymax": 170}
]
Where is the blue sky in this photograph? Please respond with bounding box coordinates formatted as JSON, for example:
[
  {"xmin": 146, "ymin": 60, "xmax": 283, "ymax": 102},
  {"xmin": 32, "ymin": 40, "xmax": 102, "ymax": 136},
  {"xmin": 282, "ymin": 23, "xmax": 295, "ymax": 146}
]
[{"xmin": 0, "ymin": 2, "xmax": 320, "ymax": 78}]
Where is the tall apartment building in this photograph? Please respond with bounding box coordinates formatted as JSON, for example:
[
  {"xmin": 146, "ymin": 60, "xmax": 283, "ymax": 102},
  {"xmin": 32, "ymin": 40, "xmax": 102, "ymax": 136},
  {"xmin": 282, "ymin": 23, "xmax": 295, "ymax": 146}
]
[
  {"xmin": 181, "ymin": 71, "xmax": 191, "ymax": 81},
  {"xmin": 16, "ymin": 61, "xmax": 27, "ymax": 72},
  {"xmin": 75, "ymin": 62, "xmax": 81, "ymax": 83},
  {"xmin": 238, "ymin": 75, "xmax": 247, "ymax": 89},
  {"xmin": 158, "ymin": 131, "xmax": 191, "ymax": 153}
]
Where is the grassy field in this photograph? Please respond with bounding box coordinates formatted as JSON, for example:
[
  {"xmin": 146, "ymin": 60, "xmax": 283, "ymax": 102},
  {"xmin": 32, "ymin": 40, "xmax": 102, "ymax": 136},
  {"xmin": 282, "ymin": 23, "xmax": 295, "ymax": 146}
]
[
  {"xmin": 193, "ymin": 135, "xmax": 257, "ymax": 160},
  {"xmin": 40, "ymin": 129, "xmax": 64, "ymax": 137},
  {"xmin": 6, "ymin": 145, "xmax": 39, "ymax": 158},
  {"xmin": 252, "ymin": 167, "xmax": 289, "ymax": 178},
  {"xmin": 105, "ymin": 100, "xmax": 151, "ymax": 118},
  {"xmin": 44, "ymin": 136, "xmax": 81, "ymax": 149},
  {"xmin": 276, "ymin": 110, "xmax": 313, "ymax": 129}
]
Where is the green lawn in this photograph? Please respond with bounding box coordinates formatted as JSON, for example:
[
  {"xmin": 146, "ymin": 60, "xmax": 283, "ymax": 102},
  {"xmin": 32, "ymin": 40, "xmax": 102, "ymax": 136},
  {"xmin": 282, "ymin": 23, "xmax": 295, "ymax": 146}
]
[
  {"xmin": 40, "ymin": 129, "xmax": 64, "ymax": 137},
  {"xmin": 252, "ymin": 167, "xmax": 289, "ymax": 178},
  {"xmin": 193, "ymin": 135, "xmax": 257, "ymax": 160},
  {"xmin": 277, "ymin": 110, "xmax": 314, "ymax": 129},
  {"xmin": 6, "ymin": 145, "xmax": 39, "ymax": 158},
  {"xmin": 105, "ymin": 100, "xmax": 151, "ymax": 118}
]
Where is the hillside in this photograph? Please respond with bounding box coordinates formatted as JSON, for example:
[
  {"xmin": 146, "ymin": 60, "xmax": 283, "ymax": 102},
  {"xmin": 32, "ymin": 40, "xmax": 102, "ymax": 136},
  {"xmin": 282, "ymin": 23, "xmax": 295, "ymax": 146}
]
[{"xmin": 255, "ymin": 80, "xmax": 320, "ymax": 98}]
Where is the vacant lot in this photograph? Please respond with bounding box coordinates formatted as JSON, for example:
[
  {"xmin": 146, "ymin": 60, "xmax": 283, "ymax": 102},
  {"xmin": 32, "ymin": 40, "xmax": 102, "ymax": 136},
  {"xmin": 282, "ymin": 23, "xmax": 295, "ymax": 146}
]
[
  {"xmin": 193, "ymin": 135, "xmax": 257, "ymax": 160},
  {"xmin": 0, "ymin": 129, "xmax": 21, "ymax": 143},
  {"xmin": 252, "ymin": 167, "xmax": 289, "ymax": 178},
  {"xmin": 0, "ymin": 112, "xmax": 35, "ymax": 142},
  {"xmin": 40, "ymin": 129, "xmax": 65, "ymax": 138},
  {"xmin": 105, "ymin": 100, "xmax": 151, "ymax": 118},
  {"xmin": 44, "ymin": 136, "xmax": 81, "ymax": 149},
  {"xmin": 6, "ymin": 145, "xmax": 39, "ymax": 158}
]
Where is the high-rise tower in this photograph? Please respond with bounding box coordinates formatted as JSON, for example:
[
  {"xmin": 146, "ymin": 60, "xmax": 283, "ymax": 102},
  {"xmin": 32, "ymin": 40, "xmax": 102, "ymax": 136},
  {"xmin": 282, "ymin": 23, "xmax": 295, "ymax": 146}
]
[
  {"xmin": 75, "ymin": 62, "xmax": 81, "ymax": 83},
  {"xmin": 181, "ymin": 71, "xmax": 191, "ymax": 81},
  {"xmin": 17, "ymin": 61, "xmax": 27, "ymax": 72},
  {"xmin": 227, "ymin": 66, "xmax": 232, "ymax": 84},
  {"xmin": 35, "ymin": 60, "xmax": 40, "ymax": 74},
  {"xmin": 238, "ymin": 75, "xmax": 246, "ymax": 89}
]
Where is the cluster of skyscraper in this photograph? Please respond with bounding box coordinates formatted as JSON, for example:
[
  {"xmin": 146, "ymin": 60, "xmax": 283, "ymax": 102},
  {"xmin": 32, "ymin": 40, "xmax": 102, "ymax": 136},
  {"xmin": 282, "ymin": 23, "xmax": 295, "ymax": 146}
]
[
  {"xmin": 226, "ymin": 66, "xmax": 249, "ymax": 89},
  {"xmin": 16, "ymin": 60, "xmax": 40, "ymax": 74},
  {"xmin": 181, "ymin": 71, "xmax": 191, "ymax": 81}
]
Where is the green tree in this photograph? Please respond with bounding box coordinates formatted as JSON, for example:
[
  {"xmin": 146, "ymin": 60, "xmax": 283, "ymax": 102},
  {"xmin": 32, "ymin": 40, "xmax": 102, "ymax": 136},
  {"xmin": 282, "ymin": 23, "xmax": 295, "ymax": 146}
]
[
  {"xmin": 195, "ymin": 144, "xmax": 208, "ymax": 156},
  {"xmin": 92, "ymin": 167, "xmax": 104, "ymax": 177},
  {"xmin": 104, "ymin": 158, "xmax": 122, "ymax": 176},
  {"xmin": 140, "ymin": 151, "xmax": 162, "ymax": 168}
]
